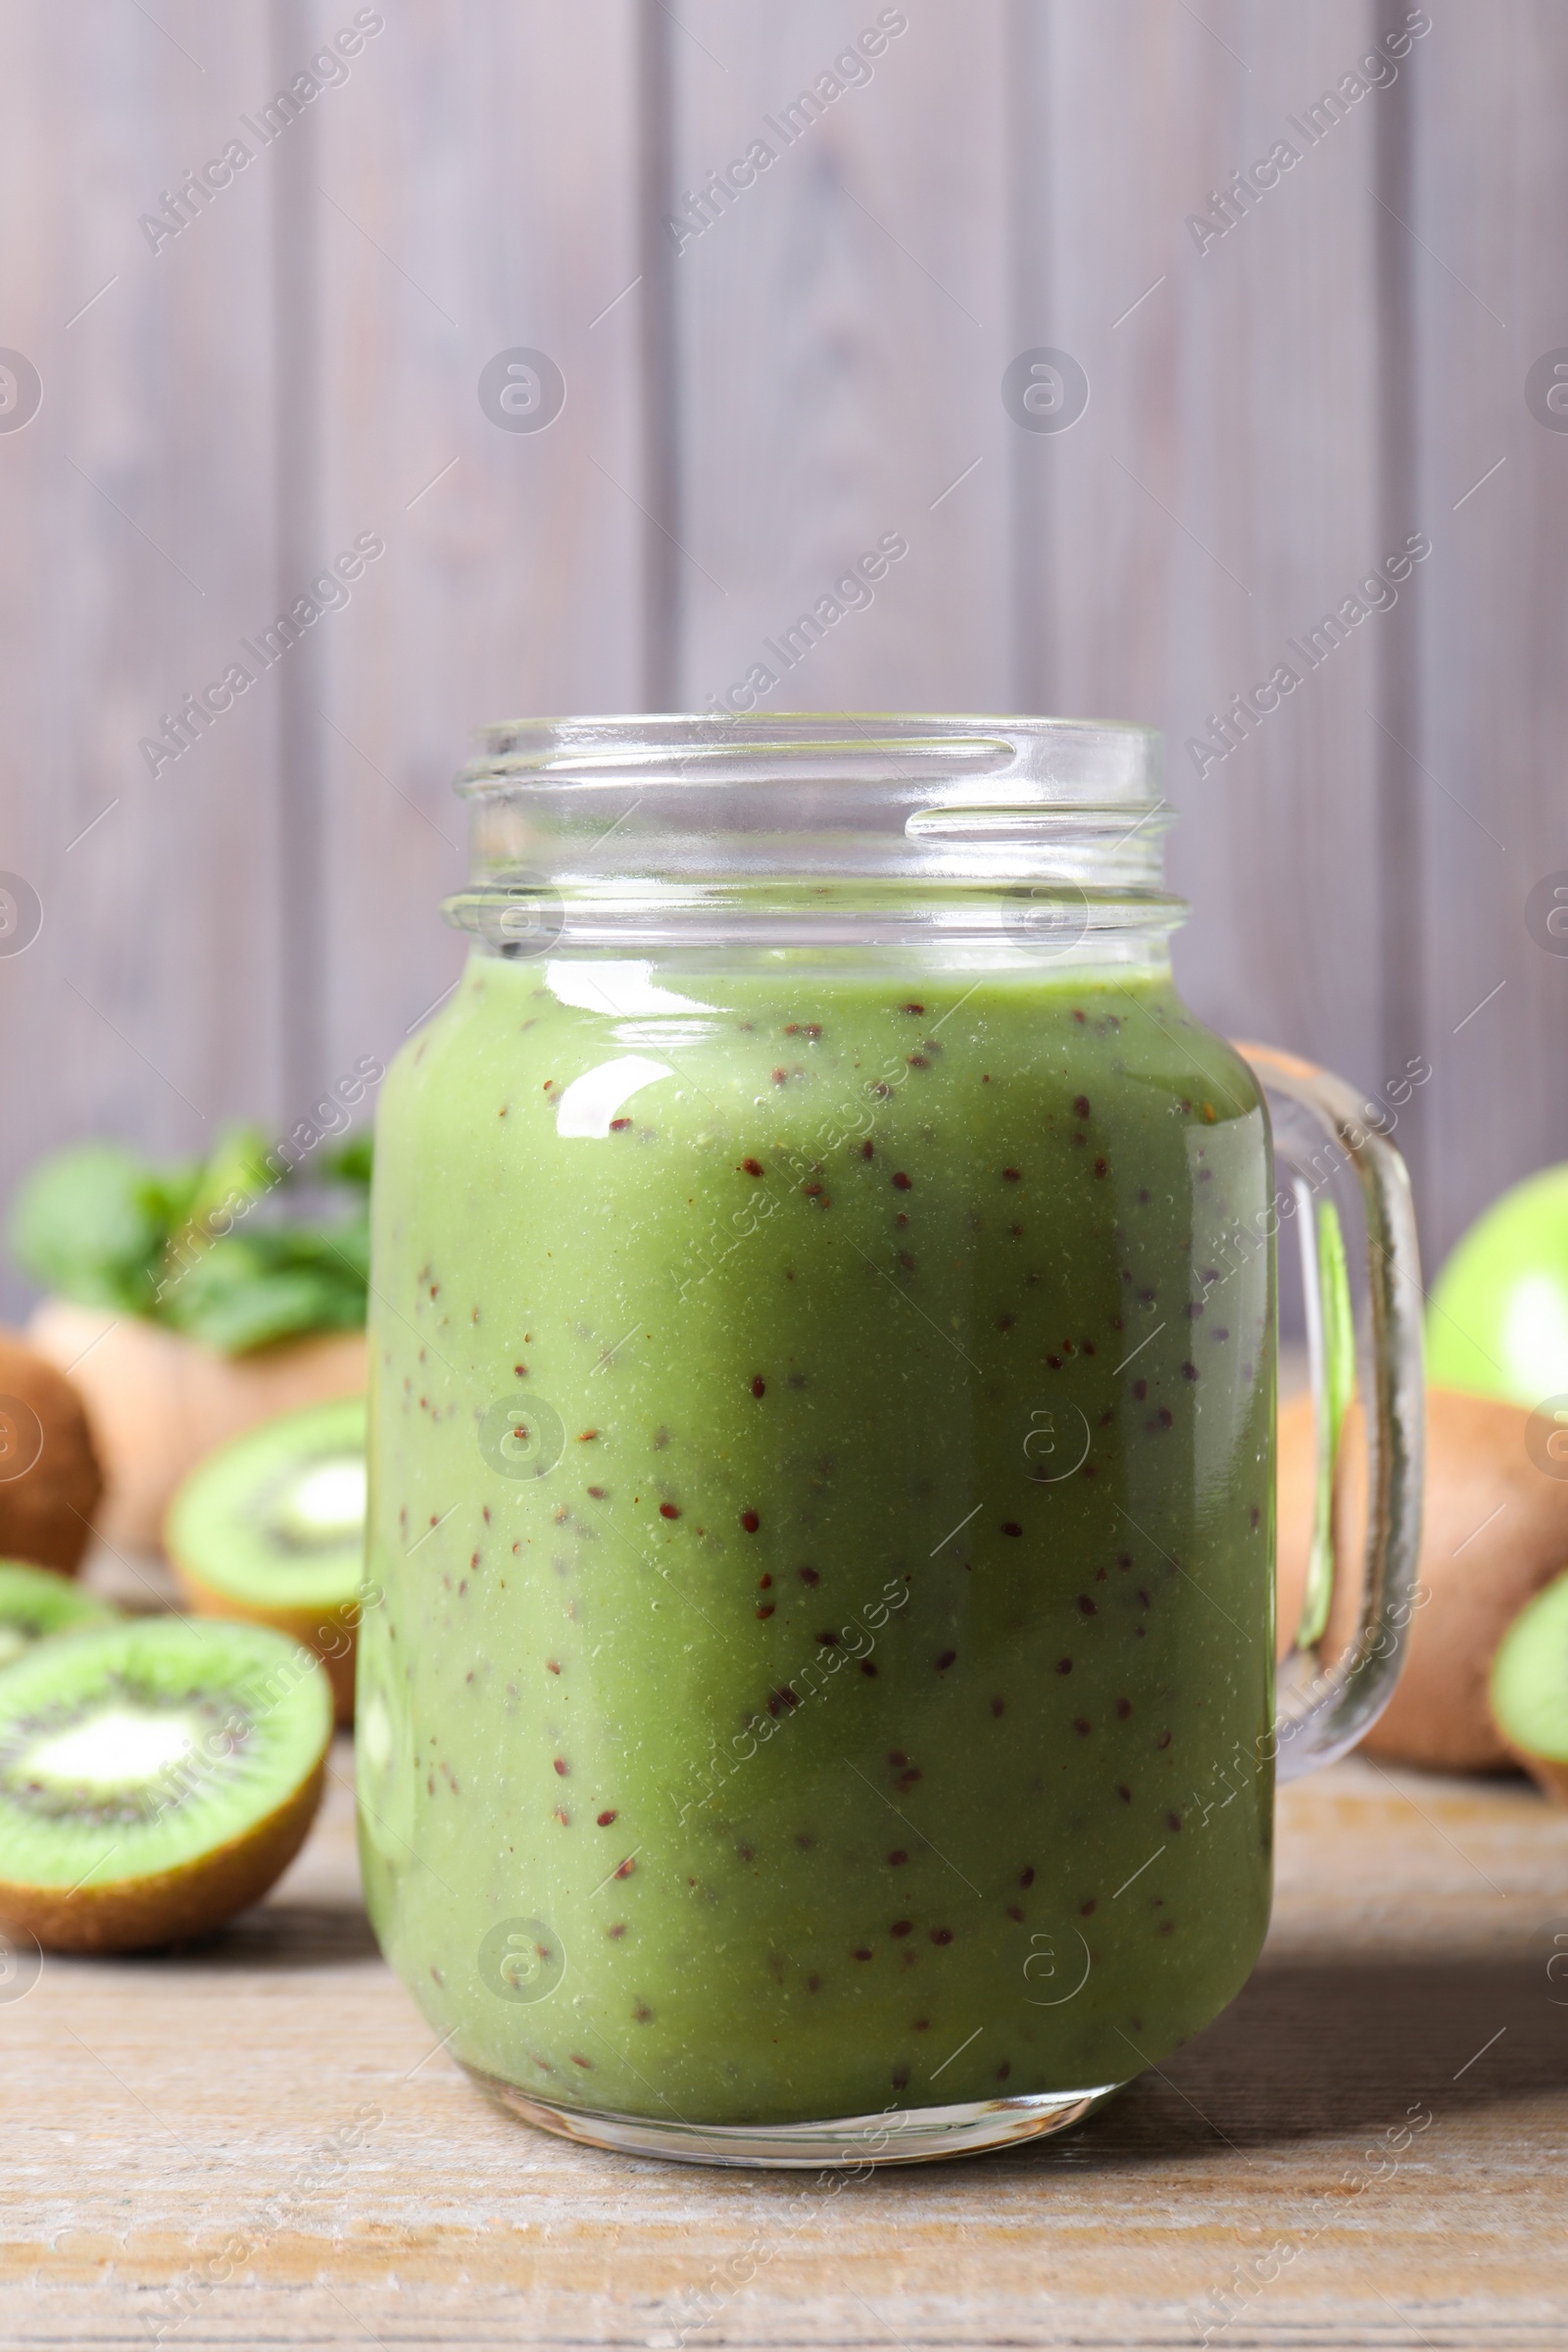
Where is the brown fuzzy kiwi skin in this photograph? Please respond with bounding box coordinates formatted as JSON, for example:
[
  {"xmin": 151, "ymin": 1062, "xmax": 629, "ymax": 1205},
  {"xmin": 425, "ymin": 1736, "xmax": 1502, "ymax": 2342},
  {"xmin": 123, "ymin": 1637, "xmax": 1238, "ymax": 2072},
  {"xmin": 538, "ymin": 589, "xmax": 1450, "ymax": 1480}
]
[
  {"xmin": 1278, "ymin": 1386, "xmax": 1568, "ymax": 1771},
  {"xmin": 0, "ymin": 1331, "xmax": 104, "ymax": 1576},
  {"xmin": 0, "ymin": 1754, "xmax": 325, "ymax": 1954},
  {"xmin": 165, "ymin": 1560, "xmax": 358, "ymax": 1724}
]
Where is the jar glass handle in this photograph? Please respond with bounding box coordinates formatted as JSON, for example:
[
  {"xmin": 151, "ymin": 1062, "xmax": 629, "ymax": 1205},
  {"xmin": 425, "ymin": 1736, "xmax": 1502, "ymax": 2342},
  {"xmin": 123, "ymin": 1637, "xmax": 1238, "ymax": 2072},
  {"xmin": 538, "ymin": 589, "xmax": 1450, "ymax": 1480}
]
[{"xmin": 1233, "ymin": 1042, "xmax": 1426, "ymax": 1780}]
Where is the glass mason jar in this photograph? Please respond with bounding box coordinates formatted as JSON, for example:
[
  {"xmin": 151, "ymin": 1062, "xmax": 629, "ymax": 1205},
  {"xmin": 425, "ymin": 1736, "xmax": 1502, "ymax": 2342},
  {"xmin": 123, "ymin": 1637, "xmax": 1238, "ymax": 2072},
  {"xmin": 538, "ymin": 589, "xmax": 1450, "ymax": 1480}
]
[{"xmin": 358, "ymin": 714, "xmax": 1423, "ymax": 2168}]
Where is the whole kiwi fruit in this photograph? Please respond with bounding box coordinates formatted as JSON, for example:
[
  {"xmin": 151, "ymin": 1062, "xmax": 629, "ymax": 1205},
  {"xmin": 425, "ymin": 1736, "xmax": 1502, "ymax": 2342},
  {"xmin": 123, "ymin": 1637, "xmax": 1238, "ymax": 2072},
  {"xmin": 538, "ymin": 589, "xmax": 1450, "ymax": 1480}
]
[{"xmin": 0, "ymin": 1331, "xmax": 103, "ymax": 1575}]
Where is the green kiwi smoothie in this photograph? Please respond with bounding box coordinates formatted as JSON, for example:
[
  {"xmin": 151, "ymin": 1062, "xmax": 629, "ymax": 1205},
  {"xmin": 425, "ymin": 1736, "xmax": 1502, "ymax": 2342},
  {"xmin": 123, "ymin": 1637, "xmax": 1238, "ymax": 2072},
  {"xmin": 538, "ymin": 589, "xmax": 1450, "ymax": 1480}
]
[{"xmin": 359, "ymin": 948, "xmax": 1276, "ymax": 2126}]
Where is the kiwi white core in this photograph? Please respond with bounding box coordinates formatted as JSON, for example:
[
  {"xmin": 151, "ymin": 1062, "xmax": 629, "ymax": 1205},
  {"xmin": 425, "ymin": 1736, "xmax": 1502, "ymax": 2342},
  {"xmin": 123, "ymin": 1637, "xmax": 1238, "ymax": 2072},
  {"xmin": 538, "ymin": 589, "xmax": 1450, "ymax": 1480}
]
[
  {"xmin": 25, "ymin": 1706, "xmax": 204, "ymax": 1795},
  {"xmin": 277, "ymin": 1457, "xmax": 366, "ymax": 1543}
]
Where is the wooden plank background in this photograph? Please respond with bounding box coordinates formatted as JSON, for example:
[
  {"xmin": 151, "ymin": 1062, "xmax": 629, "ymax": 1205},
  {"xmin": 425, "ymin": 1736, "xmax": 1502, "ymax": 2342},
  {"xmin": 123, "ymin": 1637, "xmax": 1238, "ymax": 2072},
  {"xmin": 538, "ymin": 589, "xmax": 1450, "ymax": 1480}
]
[{"xmin": 0, "ymin": 0, "xmax": 1561, "ymax": 1313}]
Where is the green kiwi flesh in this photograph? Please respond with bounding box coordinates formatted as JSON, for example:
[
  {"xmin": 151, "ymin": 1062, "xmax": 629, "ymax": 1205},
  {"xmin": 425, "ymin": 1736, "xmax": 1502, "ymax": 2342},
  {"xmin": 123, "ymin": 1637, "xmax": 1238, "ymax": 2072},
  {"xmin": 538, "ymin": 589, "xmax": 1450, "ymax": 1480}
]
[
  {"xmin": 0, "ymin": 1561, "xmax": 118, "ymax": 1671},
  {"xmin": 0, "ymin": 1616, "xmax": 332, "ymax": 1951},
  {"xmin": 165, "ymin": 1396, "xmax": 367, "ymax": 1612}
]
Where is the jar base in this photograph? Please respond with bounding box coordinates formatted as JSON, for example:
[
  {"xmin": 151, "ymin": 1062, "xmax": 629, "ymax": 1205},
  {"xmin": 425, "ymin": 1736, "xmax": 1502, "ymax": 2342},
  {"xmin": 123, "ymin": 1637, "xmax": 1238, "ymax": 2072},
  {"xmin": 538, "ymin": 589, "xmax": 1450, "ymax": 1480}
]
[{"xmin": 464, "ymin": 2065, "xmax": 1125, "ymax": 2168}]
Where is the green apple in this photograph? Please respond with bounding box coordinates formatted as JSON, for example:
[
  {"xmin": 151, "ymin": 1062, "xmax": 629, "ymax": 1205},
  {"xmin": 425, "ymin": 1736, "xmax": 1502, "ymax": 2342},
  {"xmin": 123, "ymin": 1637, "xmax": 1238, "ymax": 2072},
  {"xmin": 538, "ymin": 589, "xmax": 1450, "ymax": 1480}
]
[{"xmin": 1427, "ymin": 1163, "xmax": 1568, "ymax": 1405}]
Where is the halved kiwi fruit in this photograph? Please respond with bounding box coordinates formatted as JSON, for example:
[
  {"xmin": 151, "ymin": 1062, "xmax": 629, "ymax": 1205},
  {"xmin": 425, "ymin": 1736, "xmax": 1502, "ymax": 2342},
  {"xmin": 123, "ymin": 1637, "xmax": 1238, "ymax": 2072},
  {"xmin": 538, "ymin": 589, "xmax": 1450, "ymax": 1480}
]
[
  {"xmin": 164, "ymin": 1397, "xmax": 366, "ymax": 1722},
  {"xmin": 0, "ymin": 1560, "xmax": 119, "ymax": 1670},
  {"xmin": 1490, "ymin": 1568, "xmax": 1568, "ymax": 1805},
  {"xmin": 0, "ymin": 1615, "xmax": 331, "ymax": 1951}
]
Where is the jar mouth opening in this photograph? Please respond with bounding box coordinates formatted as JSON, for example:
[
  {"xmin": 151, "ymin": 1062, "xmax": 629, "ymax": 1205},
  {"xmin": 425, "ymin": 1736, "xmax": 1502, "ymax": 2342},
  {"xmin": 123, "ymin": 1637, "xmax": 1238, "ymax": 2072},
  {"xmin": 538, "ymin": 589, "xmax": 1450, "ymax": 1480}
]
[
  {"xmin": 451, "ymin": 714, "xmax": 1177, "ymax": 942},
  {"xmin": 458, "ymin": 712, "xmax": 1162, "ymax": 800}
]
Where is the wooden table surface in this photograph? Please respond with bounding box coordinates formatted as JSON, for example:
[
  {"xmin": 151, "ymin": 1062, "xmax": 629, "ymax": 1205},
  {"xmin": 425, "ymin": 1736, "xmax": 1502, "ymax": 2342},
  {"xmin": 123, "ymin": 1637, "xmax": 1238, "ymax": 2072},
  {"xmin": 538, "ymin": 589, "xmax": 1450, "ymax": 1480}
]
[{"xmin": 5, "ymin": 1636, "xmax": 1568, "ymax": 2350}]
